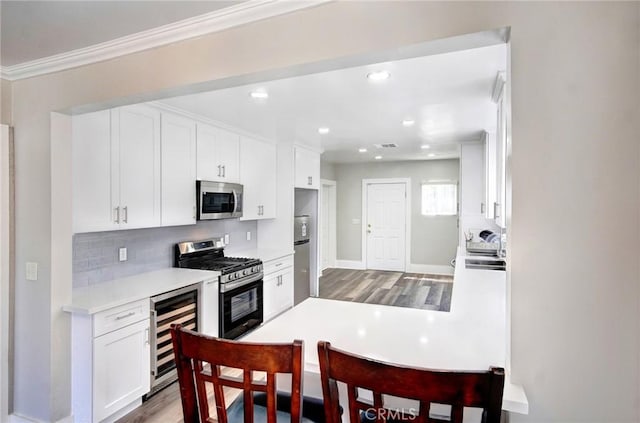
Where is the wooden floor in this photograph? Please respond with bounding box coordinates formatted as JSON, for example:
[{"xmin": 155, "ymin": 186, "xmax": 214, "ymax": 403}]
[
  {"xmin": 117, "ymin": 367, "xmax": 244, "ymax": 423},
  {"xmin": 318, "ymin": 268, "xmax": 453, "ymax": 312}
]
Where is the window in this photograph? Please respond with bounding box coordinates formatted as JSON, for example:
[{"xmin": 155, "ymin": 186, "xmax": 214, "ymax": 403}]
[{"xmin": 421, "ymin": 183, "xmax": 457, "ymax": 216}]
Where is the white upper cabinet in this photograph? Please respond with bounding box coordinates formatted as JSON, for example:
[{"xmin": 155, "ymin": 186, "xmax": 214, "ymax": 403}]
[
  {"xmin": 115, "ymin": 105, "xmax": 162, "ymax": 230},
  {"xmin": 294, "ymin": 146, "xmax": 320, "ymax": 189},
  {"xmin": 484, "ymin": 131, "xmax": 497, "ymax": 219},
  {"xmin": 460, "ymin": 142, "xmax": 486, "ymax": 216},
  {"xmin": 240, "ymin": 136, "xmax": 276, "ymax": 220},
  {"xmin": 72, "ymin": 109, "xmax": 114, "ymax": 233},
  {"xmin": 196, "ymin": 123, "xmax": 240, "ymax": 183},
  {"xmin": 493, "ymin": 72, "xmax": 507, "ymax": 228},
  {"xmin": 73, "ymin": 105, "xmax": 161, "ymax": 233},
  {"xmin": 161, "ymin": 112, "xmax": 197, "ymax": 226}
]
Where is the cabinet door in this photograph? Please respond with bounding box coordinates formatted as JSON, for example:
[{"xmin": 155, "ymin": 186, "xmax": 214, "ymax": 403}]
[
  {"xmin": 294, "ymin": 146, "xmax": 320, "ymax": 189},
  {"xmin": 263, "ymin": 272, "xmax": 279, "ymax": 322},
  {"xmin": 161, "ymin": 112, "xmax": 196, "ymax": 226},
  {"xmin": 93, "ymin": 319, "xmax": 150, "ymax": 422},
  {"xmin": 196, "ymin": 124, "xmax": 240, "ymax": 183},
  {"xmin": 278, "ymin": 269, "xmax": 294, "ymax": 311},
  {"xmin": 72, "ymin": 110, "xmax": 115, "ymax": 233},
  {"xmin": 215, "ymin": 127, "xmax": 240, "ymax": 183},
  {"xmin": 460, "ymin": 142, "xmax": 485, "ymax": 216},
  {"xmin": 240, "ymin": 136, "xmax": 276, "ymax": 220},
  {"xmin": 116, "ymin": 105, "xmax": 161, "ymax": 229}
]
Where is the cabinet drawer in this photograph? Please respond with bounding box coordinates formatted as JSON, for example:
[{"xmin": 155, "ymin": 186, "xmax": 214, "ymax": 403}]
[
  {"xmin": 93, "ymin": 299, "xmax": 150, "ymax": 337},
  {"xmin": 263, "ymin": 255, "xmax": 293, "ymax": 276}
]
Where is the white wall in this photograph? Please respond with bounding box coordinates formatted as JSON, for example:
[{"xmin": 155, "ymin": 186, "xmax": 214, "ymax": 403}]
[
  {"xmin": 6, "ymin": 2, "xmax": 639, "ymax": 422},
  {"xmin": 334, "ymin": 159, "xmax": 459, "ymax": 268},
  {"xmin": 320, "ymin": 160, "xmax": 336, "ymax": 180}
]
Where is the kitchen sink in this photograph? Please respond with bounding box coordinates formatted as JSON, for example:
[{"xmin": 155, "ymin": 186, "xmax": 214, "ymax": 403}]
[{"xmin": 465, "ymin": 259, "xmax": 506, "ymax": 271}]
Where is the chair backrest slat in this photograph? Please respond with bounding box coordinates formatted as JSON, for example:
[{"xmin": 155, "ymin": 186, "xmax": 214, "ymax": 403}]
[
  {"xmin": 171, "ymin": 324, "xmax": 304, "ymax": 423},
  {"xmin": 317, "ymin": 341, "xmax": 505, "ymax": 423}
]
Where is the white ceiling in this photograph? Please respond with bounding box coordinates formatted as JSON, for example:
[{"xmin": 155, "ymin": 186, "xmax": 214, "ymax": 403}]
[
  {"xmin": 0, "ymin": 0, "xmax": 244, "ymax": 67},
  {"xmin": 1, "ymin": 1, "xmax": 506, "ymax": 164},
  {"xmin": 160, "ymin": 44, "xmax": 507, "ymax": 163}
]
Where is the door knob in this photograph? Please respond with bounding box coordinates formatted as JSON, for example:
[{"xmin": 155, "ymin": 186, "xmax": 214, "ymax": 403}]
[{"xmin": 367, "ymin": 230, "xmax": 371, "ymax": 234}]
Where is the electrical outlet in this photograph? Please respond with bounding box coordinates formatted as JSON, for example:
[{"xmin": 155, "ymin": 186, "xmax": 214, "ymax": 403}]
[
  {"xmin": 224, "ymin": 234, "xmax": 230, "ymax": 244},
  {"xmin": 119, "ymin": 247, "xmax": 127, "ymax": 262},
  {"xmin": 25, "ymin": 262, "xmax": 38, "ymax": 281},
  {"xmin": 246, "ymin": 231, "xmax": 251, "ymax": 241}
]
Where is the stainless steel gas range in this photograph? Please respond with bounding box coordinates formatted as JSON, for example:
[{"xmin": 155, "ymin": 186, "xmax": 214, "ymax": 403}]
[{"xmin": 175, "ymin": 239, "xmax": 264, "ymax": 340}]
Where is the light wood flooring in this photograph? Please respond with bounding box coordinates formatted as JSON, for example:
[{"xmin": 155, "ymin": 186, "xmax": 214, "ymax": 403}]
[
  {"xmin": 318, "ymin": 268, "xmax": 453, "ymax": 312},
  {"xmin": 117, "ymin": 367, "xmax": 244, "ymax": 423}
]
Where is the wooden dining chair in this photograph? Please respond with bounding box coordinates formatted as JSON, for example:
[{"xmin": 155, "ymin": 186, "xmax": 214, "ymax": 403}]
[
  {"xmin": 170, "ymin": 323, "xmax": 325, "ymax": 423},
  {"xmin": 317, "ymin": 341, "xmax": 504, "ymax": 423}
]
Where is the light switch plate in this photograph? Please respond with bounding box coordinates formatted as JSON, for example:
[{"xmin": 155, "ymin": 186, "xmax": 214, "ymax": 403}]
[
  {"xmin": 26, "ymin": 262, "xmax": 38, "ymax": 281},
  {"xmin": 119, "ymin": 247, "xmax": 127, "ymax": 262},
  {"xmin": 246, "ymin": 231, "xmax": 251, "ymax": 241},
  {"xmin": 224, "ymin": 234, "xmax": 230, "ymax": 244}
]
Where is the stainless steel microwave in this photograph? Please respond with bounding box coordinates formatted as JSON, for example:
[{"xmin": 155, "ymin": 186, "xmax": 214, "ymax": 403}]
[{"xmin": 196, "ymin": 181, "xmax": 243, "ymax": 220}]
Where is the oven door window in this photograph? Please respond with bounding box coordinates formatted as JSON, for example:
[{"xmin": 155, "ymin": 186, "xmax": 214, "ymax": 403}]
[
  {"xmin": 230, "ymin": 288, "xmax": 258, "ymax": 322},
  {"xmin": 202, "ymin": 191, "xmax": 235, "ymax": 214},
  {"xmin": 221, "ymin": 280, "xmax": 263, "ymax": 339}
]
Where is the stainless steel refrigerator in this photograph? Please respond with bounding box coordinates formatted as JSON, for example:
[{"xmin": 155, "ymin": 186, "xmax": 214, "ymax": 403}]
[{"xmin": 294, "ymin": 215, "xmax": 311, "ymax": 305}]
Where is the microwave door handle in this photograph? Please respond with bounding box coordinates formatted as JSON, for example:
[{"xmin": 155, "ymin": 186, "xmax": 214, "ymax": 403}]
[{"xmin": 232, "ymin": 190, "xmax": 238, "ymax": 214}]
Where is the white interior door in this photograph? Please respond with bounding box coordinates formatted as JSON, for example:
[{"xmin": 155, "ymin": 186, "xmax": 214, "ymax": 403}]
[{"xmin": 366, "ymin": 183, "xmax": 406, "ymax": 271}]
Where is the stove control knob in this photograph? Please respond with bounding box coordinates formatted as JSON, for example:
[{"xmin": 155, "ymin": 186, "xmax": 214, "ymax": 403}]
[
  {"xmin": 243, "ymin": 269, "xmax": 249, "ymax": 276},
  {"xmin": 227, "ymin": 274, "xmax": 234, "ymax": 281},
  {"xmin": 235, "ymin": 272, "xmax": 242, "ymax": 279}
]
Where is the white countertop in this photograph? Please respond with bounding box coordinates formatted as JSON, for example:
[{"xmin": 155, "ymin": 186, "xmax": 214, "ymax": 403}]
[
  {"xmin": 63, "ymin": 268, "xmax": 219, "ymax": 315},
  {"xmin": 226, "ymin": 247, "xmax": 294, "ymax": 262},
  {"xmin": 244, "ymin": 248, "xmax": 528, "ymax": 414}
]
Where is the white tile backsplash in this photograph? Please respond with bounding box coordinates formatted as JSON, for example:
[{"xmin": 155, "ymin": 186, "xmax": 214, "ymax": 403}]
[{"xmin": 72, "ymin": 219, "xmax": 257, "ymax": 287}]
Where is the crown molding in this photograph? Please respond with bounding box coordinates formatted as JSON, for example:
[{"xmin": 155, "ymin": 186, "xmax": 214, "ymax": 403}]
[{"xmin": 0, "ymin": 0, "xmax": 331, "ymax": 81}]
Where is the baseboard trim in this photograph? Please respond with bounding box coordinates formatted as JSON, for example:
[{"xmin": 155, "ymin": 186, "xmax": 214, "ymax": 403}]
[
  {"xmin": 334, "ymin": 260, "xmax": 365, "ymax": 270},
  {"xmin": 407, "ymin": 264, "xmax": 454, "ymax": 276},
  {"xmin": 9, "ymin": 413, "xmax": 74, "ymax": 423}
]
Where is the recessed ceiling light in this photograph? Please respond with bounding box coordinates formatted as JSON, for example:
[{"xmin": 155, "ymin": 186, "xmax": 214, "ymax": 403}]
[
  {"xmin": 250, "ymin": 91, "xmax": 268, "ymax": 99},
  {"xmin": 358, "ymin": 148, "xmax": 367, "ymax": 153},
  {"xmin": 402, "ymin": 119, "xmax": 415, "ymax": 127},
  {"xmin": 366, "ymin": 71, "xmax": 390, "ymax": 81},
  {"xmin": 421, "ymin": 145, "xmax": 430, "ymax": 149},
  {"xmin": 374, "ymin": 155, "xmax": 382, "ymax": 160},
  {"xmin": 318, "ymin": 127, "xmax": 330, "ymax": 135},
  {"xmin": 428, "ymin": 153, "xmax": 436, "ymax": 158}
]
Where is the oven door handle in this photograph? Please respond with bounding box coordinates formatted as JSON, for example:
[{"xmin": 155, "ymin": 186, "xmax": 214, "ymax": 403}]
[
  {"xmin": 220, "ymin": 272, "xmax": 263, "ymax": 293},
  {"xmin": 232, "ymin": 190, "xmax": 238, "ymax": 215}
]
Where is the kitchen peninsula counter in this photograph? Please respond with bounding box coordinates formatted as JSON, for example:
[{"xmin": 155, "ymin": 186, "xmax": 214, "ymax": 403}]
[{"xmin": 243, "ymin": 248, "xmax": 528, "ymax": 415}]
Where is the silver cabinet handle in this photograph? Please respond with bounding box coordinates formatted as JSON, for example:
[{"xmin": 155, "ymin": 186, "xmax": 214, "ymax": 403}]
[
  {"xmin": 494, "ymin": 202, "xmax": 500, "ymax": 219},
  {"xmin": 114, "ymin": 206, "xmax": 120, "ymax": 224},
  {"xmin": 122, "ymin": 206, "xmax": 128, "ymax": 223},
  {"xmin": 193, "ymin": 205, "xmax": 196, "ymax": 219},
  {"xmin": 222, "ymin": 165, "xmax": 226, "ymax": 178},
  {"xmin": 275, "ymin": 263, "xmax": 282, "ymax": 267},
  {"xmin": 481, "ymin": 203, "xmax": 485, "ymax": 214},
  {"xmin": 144, "ymin": 328, "xmax": 150, "ymax": 345},
  {"xmin": 217, "ymin": 165, "xmax": 221, "ymax": 177},
  {"xmin": 115, "ymin": 311, "xmax": 135, "ymax": 320},
  {"xmin": 308, "ymin": 176, "xmax": 312, "ymax": 186}
]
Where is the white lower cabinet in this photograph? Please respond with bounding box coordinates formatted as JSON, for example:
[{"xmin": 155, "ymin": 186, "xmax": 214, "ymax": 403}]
[
  {"xmin": 93, "ymin": 319, "xmax": 151, "ymax": 422},
  {"xmin": 72, "ymin": 299, "xmax": 151, "ymax": 422},
  {"xmin": 263, "ymin": 255, "xmax": 294, "ymax": 322}
]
